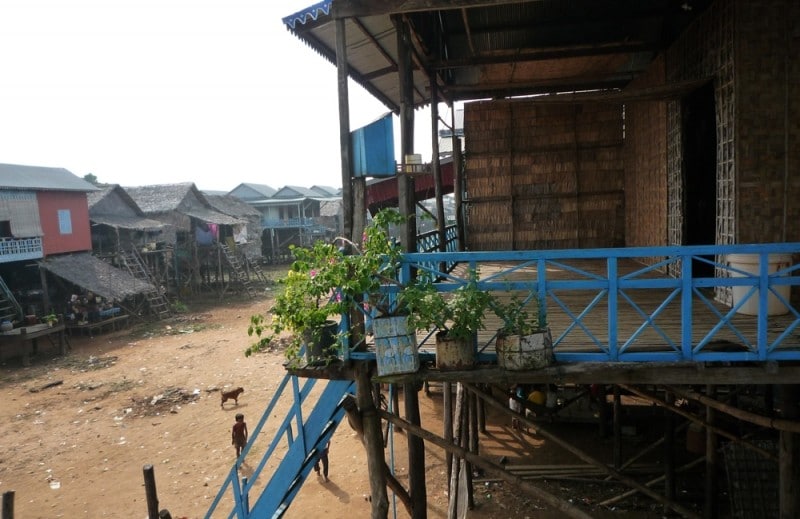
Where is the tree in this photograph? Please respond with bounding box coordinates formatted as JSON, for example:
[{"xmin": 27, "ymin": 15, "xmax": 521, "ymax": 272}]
[{"xmin": 83, "ymin": 173, "xmax": 99, "ymax": 185}]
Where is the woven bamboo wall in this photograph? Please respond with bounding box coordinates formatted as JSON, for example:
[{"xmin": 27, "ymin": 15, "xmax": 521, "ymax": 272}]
[
  {"xmin": 624, "ymin": 55, "xmax": 668, "ymax": 248},
  {"xmin": 464, "ymin": 100, "xmax": 624, "ymax": 251},
  {"xmin": 734, "ymin": 0, "xmax": 800, "ymax": 243}
]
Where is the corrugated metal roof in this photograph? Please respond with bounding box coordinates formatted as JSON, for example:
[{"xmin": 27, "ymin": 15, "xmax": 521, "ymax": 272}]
[
  {"xmin": 39, "ymin": 252, "xmax": 156, "ymax": 301},
  {"xmin": 228, "ymin": 183, "xmax": 277, "ymax": 200},
  {"xmin": 0, "ymin": 163, "xmax": 99, "ymax": 192},
  {"xmin": 247, "ymin": 196, "xmax": 340, "ymax": 207},
  {"xmin": 272, "ymin": 185, "xmax": 323, "ymax": 199}
]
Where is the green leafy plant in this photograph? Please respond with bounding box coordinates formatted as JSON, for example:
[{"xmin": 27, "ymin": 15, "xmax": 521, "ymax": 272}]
[
  {"xmin": 43, "ymin": 312, "xmax": 59, "ymax": 325},
  {"xmin": 494, "ymin": 293, "xmax": 548, "ymax": 337},
  {"xmin": 404, "ymin": 269, "xmax": 496, "ymax": 342},
  {"xmin": 246, "ymin": 208, "xmax": 409, "ymax": 362}
]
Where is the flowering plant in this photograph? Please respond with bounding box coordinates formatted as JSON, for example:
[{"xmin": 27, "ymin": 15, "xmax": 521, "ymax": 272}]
[{"xmin": 246, "ymin": 208, "xmax": 408, "ymax": 362}]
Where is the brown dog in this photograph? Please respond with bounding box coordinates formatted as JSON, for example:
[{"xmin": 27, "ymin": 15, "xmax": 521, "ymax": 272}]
[{"xmin": 221, "ymin": 387, "xmax": 244, "ymax": 408}]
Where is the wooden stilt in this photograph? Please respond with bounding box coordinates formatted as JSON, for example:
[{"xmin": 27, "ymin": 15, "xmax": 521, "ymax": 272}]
[
  {"xmin": 705, "ymin": 385, "xmax": 717, "ymax": 519},
  {"xmin": 466, "ymin": 390, "xmax": 477, "ymax": 509},
  {"xmin": 477, "ymin": 383, "xmax": 486, "ymax": 433},
  {"xmin": 469, "ymin": 384, "xmax": 701, "ymax": 518},
  {"xmin": 613, "ymin": 385, "xmax": 622, "ymax": 469},
  {"xmin": 356, "ymin": 365, "xmax": 389, "ymax": 518},
  {"xmin": 2, "ymin": 491, "xmax": 14, "ymax": 519},
  {"xmin": 404, "ymin": 381, "xmax": 427, "ymax": 519},
  {"xmin": 447, "ymin": 384, "xmax": 466, "ymax": 519},
  {"xmin": 443, "ymin": 381, "xmax": 453, "ymax": 485},
  {"xmin": 663, "ymin": 390, "xmax": 675, "ymax": 512},
  {"xmin": 779, "ymin": 385, "xmax": 800, "ymax": 518},
  {"xmin": 143, "ymin": 464, "xmax": 160, "ymax": 519},
  {"xmin": 598, "ymin": 385, "xmax": 609, "ymax": 438}
]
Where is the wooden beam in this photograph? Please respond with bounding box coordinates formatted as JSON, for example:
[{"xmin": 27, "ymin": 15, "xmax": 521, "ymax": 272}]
[
  {"xmin": 619, "ymin": 385, "xmax": 778, "ymax": 462},
  {"xmin": 333, "ymin": 0, "xmax": 541, "ymax": 19},
  {"xmin": 466, "ymin": 384, "xmax": 701, "ymax": 519},
  {"xmin": 375, "ymin": 363, "xmax": 800, "ymax": 386},
  {"xmin": 665, "ymin": 385, "xmax": 800, "ymax": 434},
  {"xmin": 431, "ymin": 42, "xmax": 653, "ymax": 70},
  {"xmin": 377, "ymin": 408, "xmax": 595, "ymax": 519}
]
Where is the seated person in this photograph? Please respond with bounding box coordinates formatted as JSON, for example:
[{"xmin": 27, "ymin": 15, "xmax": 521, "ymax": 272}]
[
  {"xmin": 66, "ymin": 294, "xmax": 87, "ymax": 323},
  {"xmin": 99, "ymin": 299, "xmax": 122, "ymax": 319},
  {"xmin": 84, "ymin": 291, "xmax": 101, "ymax": 322}
]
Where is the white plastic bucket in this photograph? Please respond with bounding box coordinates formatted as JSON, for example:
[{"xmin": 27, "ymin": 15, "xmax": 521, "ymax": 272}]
[{"xmin": 727, "ymin": 253, "xmax": 792, "ymax": 315}]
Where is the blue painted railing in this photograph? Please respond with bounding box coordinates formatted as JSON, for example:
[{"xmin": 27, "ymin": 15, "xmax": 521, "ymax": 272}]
[
  {"xmin": 205, "ymin": 375, "xmax": 354, "ymax": 519},
  {"xmin": 343, "ymin": 243, "xmax": 800, "ymax": 363},
  {"xmin": 0, "ymin": 237, "xmax": 43, "ymax": 262}
]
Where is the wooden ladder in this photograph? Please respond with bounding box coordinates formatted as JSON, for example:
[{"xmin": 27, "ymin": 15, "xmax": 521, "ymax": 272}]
[
  {"xmin": 241, "ymin": 253, "xmax": 268, "ymax": 286},
  {"xmin": 0, "ymin": 275, "xmax": 23, "ymax": 324},
  {"xmin": 119, "ymin": 248, "xmax": 172, "ymax": 320},
  {"xmin": 219, "ymin": 243, "xmax": 256, "ymax": 298}
]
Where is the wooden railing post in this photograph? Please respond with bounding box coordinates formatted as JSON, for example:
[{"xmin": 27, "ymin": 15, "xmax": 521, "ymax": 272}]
[
  {"xmin": 143, "ymin": 464, "xmax": 159, "ymax": 519},
  {"xmin": 2, "ymin": 491, "xmax": 14, "ymax": 519}
]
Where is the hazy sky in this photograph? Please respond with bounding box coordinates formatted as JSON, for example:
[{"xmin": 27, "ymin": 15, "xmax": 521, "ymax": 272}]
[{"xmin": 0, "ymin": 0, "xmax": 434, "ymax": 192}]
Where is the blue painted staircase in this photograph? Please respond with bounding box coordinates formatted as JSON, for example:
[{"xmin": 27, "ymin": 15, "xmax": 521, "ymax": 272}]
[{"xmin": 205, "ymin": 374, "xmax": 355, "ymax": 518}]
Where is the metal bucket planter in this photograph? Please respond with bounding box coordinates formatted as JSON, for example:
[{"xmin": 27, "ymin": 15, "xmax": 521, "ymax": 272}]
[
  {"xmin": 495, "ymin": 329, "xmax": 553, "ymax": 370},
  {"xmin": 373, "ymin": 316, "xmax": 419, "ymax": 376},
  {"xmin": 435, "ymin": 331, "xmax": 475, "ymax": 371},
  {"xmin": 303, "ymin": 320, "xmax": 340, "ymax": 365}
]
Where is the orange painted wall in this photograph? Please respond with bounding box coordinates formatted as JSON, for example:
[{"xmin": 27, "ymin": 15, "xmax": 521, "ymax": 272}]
[{"xmin": 36, "ymin": 191, "xmax": 92, "ymax": 256}]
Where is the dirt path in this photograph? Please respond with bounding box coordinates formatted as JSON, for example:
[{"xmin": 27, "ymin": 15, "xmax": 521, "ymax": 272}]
[{"xmin": 0, "ymin": 293, "xmax": 665, "ymax": 518}]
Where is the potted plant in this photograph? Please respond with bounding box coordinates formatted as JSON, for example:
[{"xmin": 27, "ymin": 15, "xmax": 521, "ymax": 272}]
[
  {"xmin": 404, "ymin": 269, "xmax": 496, "ymax": 371},
  {"xmin": 350, "ymin": 209, "xmax": 424, "ymax": 376},
  {"xmin": 245, "ymin": 208, "xmax": 410, "ymax": 368},
  {"xmin": 494, "ymin": 293, "xmax": 552, "ymax": 370},
  {"xmin": 246, "ymin": 240, "xmax": 349, "ymax": 366},
  {"xmin": 43, "ymin": 312, "xmax": 59, "ymax": 327}
]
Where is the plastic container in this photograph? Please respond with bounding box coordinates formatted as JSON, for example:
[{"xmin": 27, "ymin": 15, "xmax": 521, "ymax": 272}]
[{"xmin": 727, "ymin": 253, "xmax": 792, "ymax": 315}]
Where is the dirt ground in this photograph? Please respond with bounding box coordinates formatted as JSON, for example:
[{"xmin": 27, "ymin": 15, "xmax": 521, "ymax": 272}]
[{"xmin": 0, "ymin": 285, "xmax": 691, "ymax": 518}]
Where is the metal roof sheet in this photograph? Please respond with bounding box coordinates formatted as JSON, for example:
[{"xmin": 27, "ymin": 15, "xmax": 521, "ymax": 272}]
[{"xmin": 0, "ymin": 163, "xmax": 99, "ymax": 192}]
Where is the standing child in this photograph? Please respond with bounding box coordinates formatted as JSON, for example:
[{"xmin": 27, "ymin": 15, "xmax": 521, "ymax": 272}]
[
  {"xmin": 231, "ymin": 413, "xmax": 248, "ymax": 459},
  {"xmin": 313, "ymin": 442, "xmax": 330, "ymax": 482},
  {"xmin": 508, "ymin": 385, "xmax": 522, "ymax": 430}
]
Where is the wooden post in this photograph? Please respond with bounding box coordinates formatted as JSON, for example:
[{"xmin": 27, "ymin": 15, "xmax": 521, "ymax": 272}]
[
  {"xmin": 394, "ymin": 14, "xmax": 416, "ymax": 253},
  {"xmin": 356, "ymin": 364, "xmax": 389, "ymax": 518},
  {"xmin": 443, "ymin": 381, "xmax": 453, "ymax": 485},
  {"xmin": 448, "ymin": 384, "xmax": 466, "ymax": 519},
  {"xmin": 404, "ymin": 381, "xmax": 427, "ymax": 519},
  {"xmin": 334, "ymin": 15, "xmax": 353, "ymax": 240},
  {"xmin": 452, "ymin": 133, "xmax": 465, "ymax": 251},
  {"xmin": 613, "ymin": 385, "xmax": 622, "ymax": 469},
  {"xmin": 477, "ymin": 384, "xmax": 486, "ymax": 433},
  {"xmin": 143, "ymin": 464, "xmax": 159, "ymax": 519},
  {"xmin": 598, "ymin": 385, "xmax": 609, "ymax": 438},
  {"xmin": 663, "ymin": 390, "xmax": 675, "ymax": 513},
  {"xmin": 2, "ymin": 491, "xmax": 13, "ymax": 519},
  {"xmin": 705, "ymin": 385, "xmax": 717, "ymax": 519},
  {"xmin": 467, "ymin": 389, "xmax": 478, "ymax": 509},
  {"xmin": 779, "ymin": 385, "xmax": 800, "ymax": 518}
]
